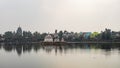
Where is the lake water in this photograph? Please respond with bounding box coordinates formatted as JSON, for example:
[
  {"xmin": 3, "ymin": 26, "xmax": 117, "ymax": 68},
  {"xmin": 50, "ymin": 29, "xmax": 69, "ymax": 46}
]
[{"xmin": 0, "ymin": 43, "xmax": 120, "ymax": 68}]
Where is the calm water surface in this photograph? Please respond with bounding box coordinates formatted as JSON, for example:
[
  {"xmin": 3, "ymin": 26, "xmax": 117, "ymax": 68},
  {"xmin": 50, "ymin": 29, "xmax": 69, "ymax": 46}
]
[{"xmin": 0, "ymin": 43, "xmax": 120, "ymax": 68}]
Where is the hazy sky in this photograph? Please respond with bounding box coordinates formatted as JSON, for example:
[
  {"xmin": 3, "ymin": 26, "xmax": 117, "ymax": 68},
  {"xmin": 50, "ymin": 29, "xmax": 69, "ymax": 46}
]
[{"xmin": 0, "ymin": 0, "xmax": 120, "ymax": 34}]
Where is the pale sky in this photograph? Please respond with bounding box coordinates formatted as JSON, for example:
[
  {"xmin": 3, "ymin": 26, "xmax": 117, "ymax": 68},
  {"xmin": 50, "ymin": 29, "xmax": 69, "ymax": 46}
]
[{"xmin": 0, "ymin": 0, "xmax": 120, "ymax": 34}]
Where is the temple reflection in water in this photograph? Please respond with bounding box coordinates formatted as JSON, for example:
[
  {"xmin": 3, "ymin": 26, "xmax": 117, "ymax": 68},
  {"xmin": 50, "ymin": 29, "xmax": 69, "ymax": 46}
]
[{"xmin": 0, "ymin": 43, "xmax": 120, "ymax": 56}]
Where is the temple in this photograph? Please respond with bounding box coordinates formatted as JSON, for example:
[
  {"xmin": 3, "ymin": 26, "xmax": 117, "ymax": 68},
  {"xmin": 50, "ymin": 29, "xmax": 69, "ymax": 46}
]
[{"xmin": 44, "ymin": 30, "xmax": 64, "ymax": 42}]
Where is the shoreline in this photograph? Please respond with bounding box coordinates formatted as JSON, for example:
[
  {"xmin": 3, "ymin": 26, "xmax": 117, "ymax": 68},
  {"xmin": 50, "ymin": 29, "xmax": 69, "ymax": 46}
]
[
  {"xmin": 1, "ymin": 41, "xmax": 120, "ymax": 44},
  {"xmin": 67, "ymin": 42, "xmax": 120, "ymax": 44}
]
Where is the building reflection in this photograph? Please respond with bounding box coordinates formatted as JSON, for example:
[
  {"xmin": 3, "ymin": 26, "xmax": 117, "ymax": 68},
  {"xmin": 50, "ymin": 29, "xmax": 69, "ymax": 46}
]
[{"xmin": 0, "ymin": 43, "xmax": 120, "ymax": 56}]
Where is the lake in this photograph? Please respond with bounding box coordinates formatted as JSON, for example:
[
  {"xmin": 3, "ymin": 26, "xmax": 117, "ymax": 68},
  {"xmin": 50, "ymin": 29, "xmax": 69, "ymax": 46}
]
[{"xmin": 0, "ymin": 43, "xmax": 120, "ymax": 68}]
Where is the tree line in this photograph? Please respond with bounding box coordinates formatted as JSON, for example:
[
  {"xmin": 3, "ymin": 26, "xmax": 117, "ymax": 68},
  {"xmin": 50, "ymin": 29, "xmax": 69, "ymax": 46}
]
[{"xmin": 0, "ymin": 28, "xmax": 120, "ymax": 43}]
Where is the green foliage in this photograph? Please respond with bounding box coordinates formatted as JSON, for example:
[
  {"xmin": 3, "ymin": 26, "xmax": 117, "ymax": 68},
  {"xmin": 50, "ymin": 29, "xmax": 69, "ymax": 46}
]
[
  {"xmin": 4, "ymin": 31, "xmax": 13, "ymax": 39},
  {"xmin": 101, "ymin": 29, "xmax": 112, "ymax": 40},
  {"xmin": 40, "ymin": 33, "xmax": 47, "ymax": 41},
  {"xmin": 2, "ymin": 27, "xmax": 119, "ymax": 42},
  {"xmin": 33, "ymin": 32, "xmax": 41, "ymax": 41},
  {"xmin": 90, "ymin": 32, "xmax": 99, "ymax": 39},
  {"xmin": 58, "ymin": 31, "xmax": 63, "ymax": 41},
  {"xmin": 23, "ymin": 31, "xmax": 32, "ymax": 38}
]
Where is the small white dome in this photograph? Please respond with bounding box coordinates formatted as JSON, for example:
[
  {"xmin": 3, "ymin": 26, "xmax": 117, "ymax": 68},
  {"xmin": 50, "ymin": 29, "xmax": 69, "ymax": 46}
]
[{"xmin": 44, "ymin": 34, "xmax": 53, "ymax": 42}]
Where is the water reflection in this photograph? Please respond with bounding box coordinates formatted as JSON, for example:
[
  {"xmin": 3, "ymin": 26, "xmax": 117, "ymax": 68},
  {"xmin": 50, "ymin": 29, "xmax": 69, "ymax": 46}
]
[{"xmin": 0, "ymin": 43, "xmax": 120, "ymax": 56}]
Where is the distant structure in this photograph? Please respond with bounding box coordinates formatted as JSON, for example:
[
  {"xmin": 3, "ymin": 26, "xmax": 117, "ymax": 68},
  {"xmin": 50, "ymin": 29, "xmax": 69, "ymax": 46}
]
[
  {"xmin": 53, "ymin": 30, "xmax": 59, "ymax": 42},
  {"xmin": 61, "ymin": 38, "xmax": 64, "ymax": 42},
  {"xmin": 80, "ymin": 32, "xmax": 91, "ymax": 39},
  {"xmin": 44, "ymin": 34, "xmax": 53, "ymax": 42},
  {"xmin": 112, "ymin": 31, "xmax": 120, "ymax": 39},
  {"xmin": 16, "ymin": 26, "xmax": 22, "ymax": 36},
  {"xmin": 44, "ymin": 30, "xmax": 65, "ymax": 42}
]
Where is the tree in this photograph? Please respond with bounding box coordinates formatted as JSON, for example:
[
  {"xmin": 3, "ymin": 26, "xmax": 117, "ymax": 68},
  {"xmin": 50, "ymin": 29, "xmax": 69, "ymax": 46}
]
[
  {"xmin": 101, "ymin": 28, "xmax": 112, "ymax": 40},
  {"xmin": 41, "ymin": 33, "xmax": 47, "ymax": 41},
  {"xmin": 58, "ymin": 31, "xmax": 63, "ymax": 41},
  {"xmin": 90, "ymin": 32, "xmax": 99, "ymax": 40},
  {"xmin": 23, "ymin": 31, "xmax": 32, "ymax": 38},
  {"xmin": 33, "ymin": 32, "xmax": 41, "ymax": 41},
  {"xmin": 3, "ymin": 31, "xmax": 13, "ymax": 42},
  {"xmin": 4, "ymin": 31, "xmax": 13, "ymax": 39},
  {"xmin": 105, "ymin": 29, "xmax": 112, "ymax": 40}
]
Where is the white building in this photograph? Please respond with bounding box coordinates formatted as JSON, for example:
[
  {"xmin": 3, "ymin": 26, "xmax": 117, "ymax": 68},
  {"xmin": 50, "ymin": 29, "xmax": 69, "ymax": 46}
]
[
  {"xmin": 44, "ymin": 30, "xmax": 65, "ymax": 42},
  {"xmin": 44, "ymin": 34, "xmax": 53, "ymax": 42},
  {"xmin": 53, "ymin": 33, "xmax": 59, "ymax": 42}
]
